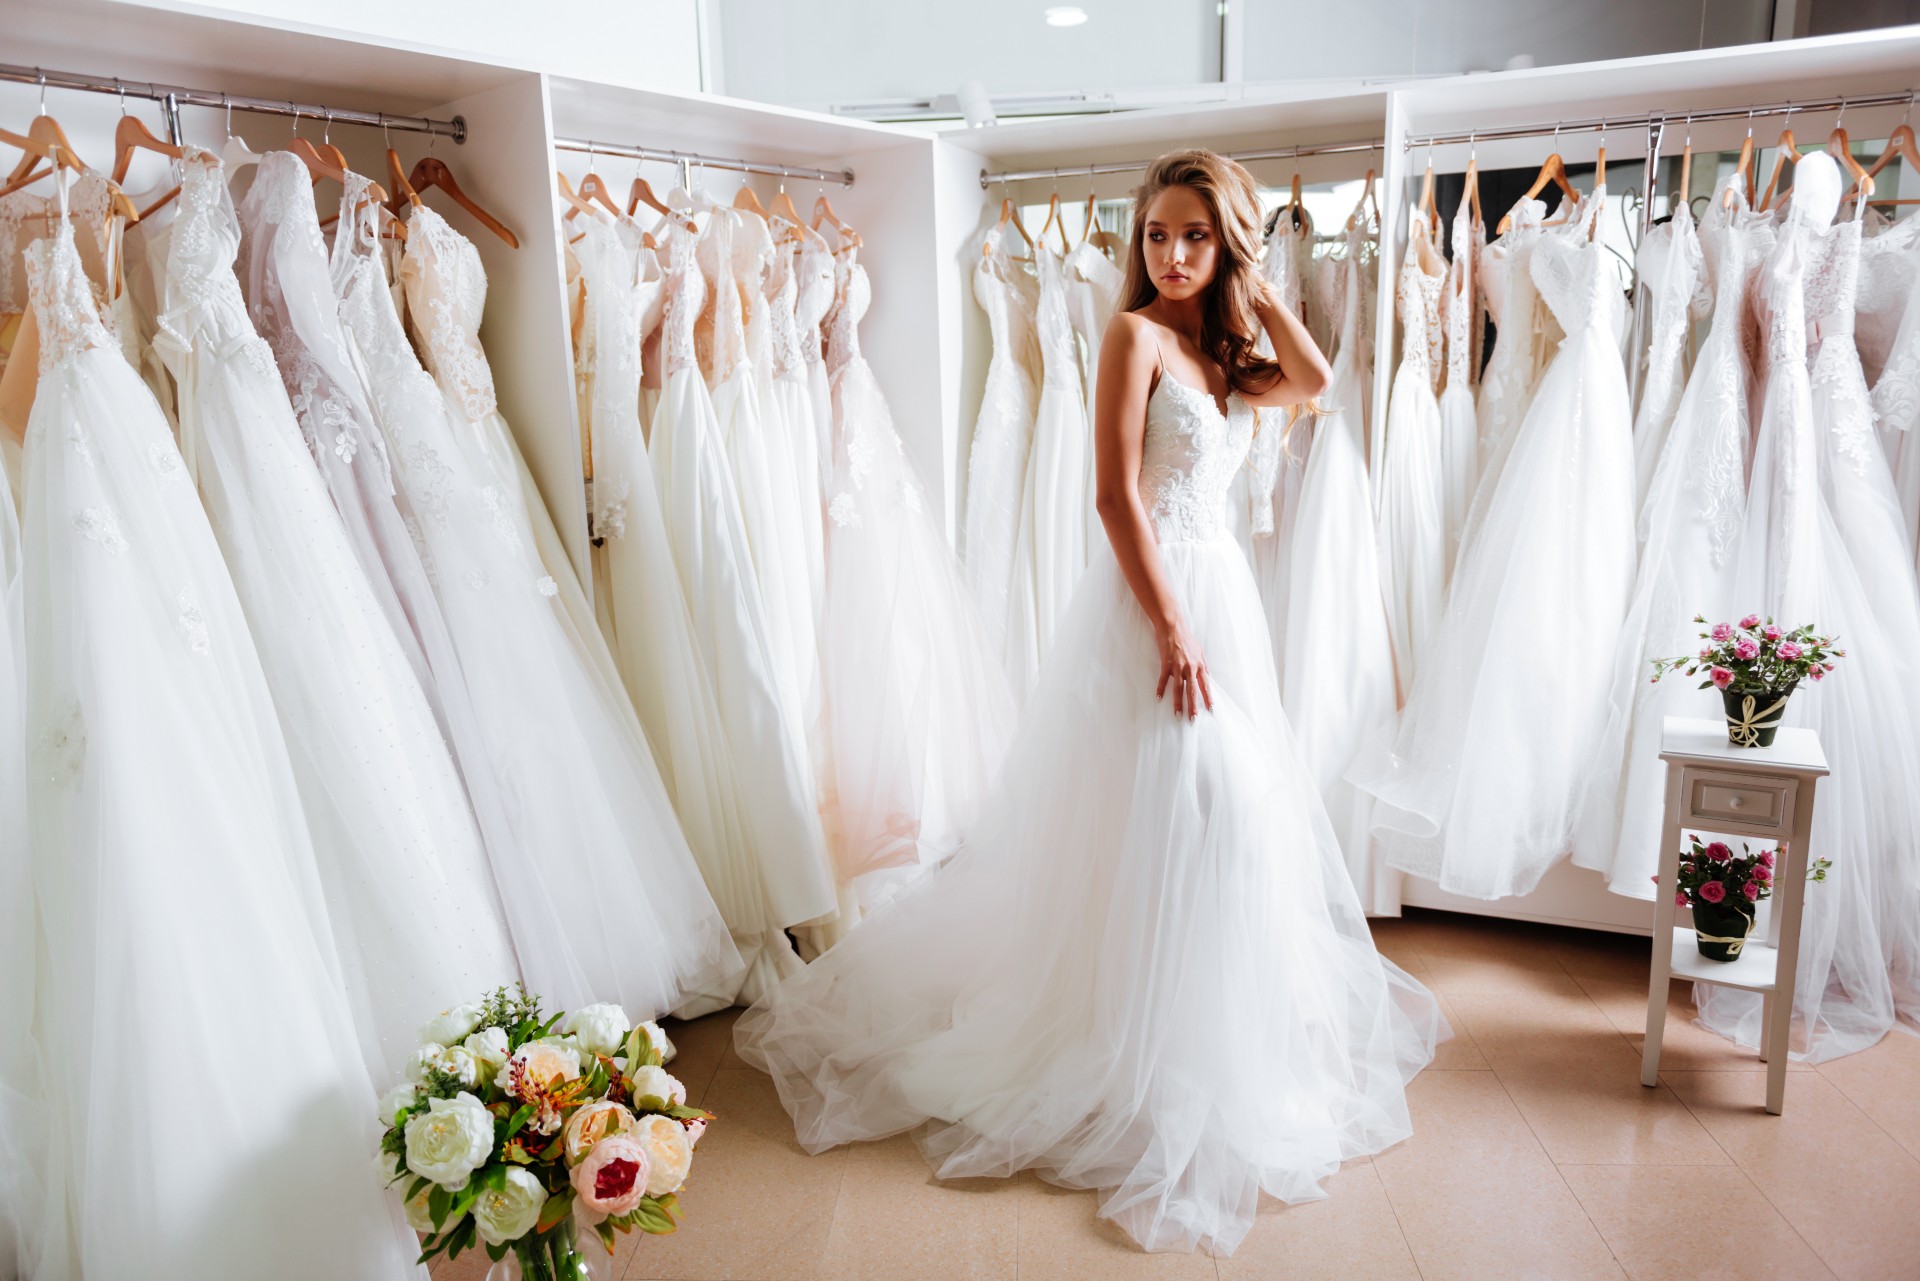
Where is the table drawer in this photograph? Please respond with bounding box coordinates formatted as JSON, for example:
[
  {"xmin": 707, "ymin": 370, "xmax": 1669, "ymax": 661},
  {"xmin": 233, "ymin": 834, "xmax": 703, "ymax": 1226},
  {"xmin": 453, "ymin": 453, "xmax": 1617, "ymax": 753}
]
[{"xmin": 1686, "ymin": 772, "xmax": 1793, "ymax": 833}]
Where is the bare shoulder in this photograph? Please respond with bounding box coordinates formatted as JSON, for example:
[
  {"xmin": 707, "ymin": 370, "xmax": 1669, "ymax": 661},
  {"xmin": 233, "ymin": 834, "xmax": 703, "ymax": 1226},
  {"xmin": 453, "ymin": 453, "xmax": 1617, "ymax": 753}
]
[{"xmin": 1101, "ymin": 309, "xmax": 1161, "ymax": 368}]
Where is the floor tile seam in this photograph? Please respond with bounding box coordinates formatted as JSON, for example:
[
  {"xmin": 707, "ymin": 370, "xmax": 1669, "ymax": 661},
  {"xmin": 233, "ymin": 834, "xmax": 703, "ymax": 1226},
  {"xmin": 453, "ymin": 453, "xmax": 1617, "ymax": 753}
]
[
  {"xmin": 1810, "ymin": 1058, "xmax": 1920, "ymax": 1162},
  {"xmin": 1361, "ymin": 1151, "xmax": 1429, "ymax": 1281},
  {"xmin": 1484, "ymin": 1052, "xmax": 1740, "ymax": 1168}
]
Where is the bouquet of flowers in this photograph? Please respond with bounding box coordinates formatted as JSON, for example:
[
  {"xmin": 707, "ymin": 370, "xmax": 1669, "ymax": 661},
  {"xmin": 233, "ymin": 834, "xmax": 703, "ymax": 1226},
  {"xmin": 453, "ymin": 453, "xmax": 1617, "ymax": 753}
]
[
  {"xmin": 375, "ymin": 986, "xmax": 710, "ymax": 1280},
  {"xmin": 1651, "ymin": 615, "xmax": 1843, "ymax": 746},
  {"xmin": 1657, "ymin": 834, "xmax": 1831, "ymax": 961}
]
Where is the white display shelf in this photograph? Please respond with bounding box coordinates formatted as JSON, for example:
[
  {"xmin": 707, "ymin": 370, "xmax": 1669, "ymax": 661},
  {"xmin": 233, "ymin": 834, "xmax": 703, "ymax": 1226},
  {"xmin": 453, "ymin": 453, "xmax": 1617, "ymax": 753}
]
[{"xmin": 1667, "ymin": 924, "xmax": 1776, "ymax": 992}]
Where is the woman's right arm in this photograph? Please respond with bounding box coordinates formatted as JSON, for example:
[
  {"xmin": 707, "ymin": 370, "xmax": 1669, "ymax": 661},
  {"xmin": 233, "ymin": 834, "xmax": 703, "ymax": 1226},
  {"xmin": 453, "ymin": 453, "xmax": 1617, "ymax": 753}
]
[{"xmin": 1093, "ymin": 313, "xmax": 1213, "ymax": 719}]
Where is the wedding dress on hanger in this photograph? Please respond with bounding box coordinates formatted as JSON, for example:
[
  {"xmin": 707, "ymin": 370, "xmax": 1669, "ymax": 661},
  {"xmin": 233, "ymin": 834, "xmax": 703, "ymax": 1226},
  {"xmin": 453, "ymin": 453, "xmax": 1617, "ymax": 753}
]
[
  {"xmin": 1066, "ymin": 237, "xmax": 1123, "ymax": 552},
  {"xmin": 1573, "ymin": 178, "xmax": 1770, "ymax": 897},
  {"xmin": 652, "ymin": 213, "xmax": 840, "ymax": 951},
  {"xmin": 18, "ymin": 179, "xmax": 418, "ymax": 1281},
  {"xmin": 1376, "ymin": 215, "xmax": 1447, "ymax": 692},
  {"xmin": 1469, "ymin": 196, "xmax": 1559, "ymax": 535},
  {"xmin": 1240, "ymin": 209, "xmax": 1314, "ymax": 656},
  {"xmin": 737, "ymin": 335, "xmax": 1444, "ymax": 1257},
  {"xmin": 964, "ymin": 225, "xmax": 1041, "ymax": 669},
  {"xmin": 1699, "ymin": 153, "xmax": 1920, "ymax": 1062},
  {"xmin": 816, "ymin": 243, "xmax": 1016, "ymax": 900},
  {"xmin": 1437, "ymin": 198, "xmax": 1483, "ymax": 563},
  {"xmin": 1860, "ymin": 212, "xmax": 1920, "ymax": 576},
  {"xmin": 565, "ymin": 208, "xmax": 794, "ymax": 1007},
  {"xmin": 156, "ymin": 148, "xmax": 517, "ymax": 1079},
  {"xmin": 768, "ymin": 216, "xmax": 827, "ymax": 635},
  {"xmin": 337, "ymin": 189, "xmax": 743, "ymax": 1019},
  {"xmin": 1355, "ymin": 189, "xmax": 1635, "ymax": 901},
  {"xmin": 0, "ymin": 366, "xmax": 33, "ymax": 1281},
  {"xmin": 1631, "ymin": 199, "xmax": 1707, "ymax": 503},
  {"xmin": 1283, "ymin": 217, "xmax": 1400, "ymax": 915},
  {"xmin": 1005, "ymin": 245, "xmax": 1092, "ymax": 695}
]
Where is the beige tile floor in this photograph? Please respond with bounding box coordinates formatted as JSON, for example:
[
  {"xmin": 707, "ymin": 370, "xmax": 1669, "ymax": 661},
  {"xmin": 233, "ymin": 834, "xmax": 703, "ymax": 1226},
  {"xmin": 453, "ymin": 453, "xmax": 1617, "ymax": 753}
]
[{"xmin": 430, "ymin": 909, "xmax": 1920, "ymax": 1281}]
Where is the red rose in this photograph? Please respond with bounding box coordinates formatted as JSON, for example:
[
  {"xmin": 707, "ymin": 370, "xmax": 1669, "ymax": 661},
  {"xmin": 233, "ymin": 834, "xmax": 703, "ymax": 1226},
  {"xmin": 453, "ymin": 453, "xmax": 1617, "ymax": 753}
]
[
  {"xmin": 1705, "ymin": 842, "xmax": 1732, "ymax": 861},
  {"xmin": 1698, "ymin": 880, "xmax": 1727, "ymax": 903}
]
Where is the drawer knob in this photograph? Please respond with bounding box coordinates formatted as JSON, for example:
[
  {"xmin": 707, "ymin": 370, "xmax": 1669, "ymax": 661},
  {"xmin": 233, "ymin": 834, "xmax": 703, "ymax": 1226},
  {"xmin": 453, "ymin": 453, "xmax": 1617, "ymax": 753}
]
[{"xmin": 1728, "ymin": 796, "xmax": 1744, "ymax": 809}]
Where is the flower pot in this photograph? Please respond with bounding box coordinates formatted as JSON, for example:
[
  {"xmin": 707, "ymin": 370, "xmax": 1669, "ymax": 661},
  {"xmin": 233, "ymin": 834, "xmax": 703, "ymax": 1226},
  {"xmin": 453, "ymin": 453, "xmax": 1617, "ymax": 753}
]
[
  {"xmin": 484, "ymin": 1219, "xmax": 611, "ymax": 1281},
  {"xmin": 1721, "ymin": 684, "xmax": 1796, "ymax": 748},
  {"xmin": 1693, "ymin": 902, "xmax": 1757, "ymax": 962}
]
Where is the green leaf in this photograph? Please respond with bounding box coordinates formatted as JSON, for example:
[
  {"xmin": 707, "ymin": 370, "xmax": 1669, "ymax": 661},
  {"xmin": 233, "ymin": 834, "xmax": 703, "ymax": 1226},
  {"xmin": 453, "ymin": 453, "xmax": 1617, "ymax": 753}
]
[
  {"xmin": 631, "ymin": 1197, "xmax": 680, "ymax": 1235},
  {"xmin": 505, "ymin": 1102, "xmax": 536, "ymax": 1141},
  {"xmin": 665, "ymin": 1104, "xmax": 711, "ymax": 1121},
  {"xmin": 486, "ymin": 1239, "xmax": 510, "ymax": 1263},
  {"xmin": 535, "ymin": 1188, "xmax": 576, "ymax": 1235},
  {"xmin": 595, "ymin": 1218, "xmax": 619, "ymax": 1253},
  {"xmin": 428, "ymin": 1183, "xmax": 453, "ymax": 1231},
  {"xmin": 406, "ymin": 1175, "xmax": 431, "ymax": 1203}
]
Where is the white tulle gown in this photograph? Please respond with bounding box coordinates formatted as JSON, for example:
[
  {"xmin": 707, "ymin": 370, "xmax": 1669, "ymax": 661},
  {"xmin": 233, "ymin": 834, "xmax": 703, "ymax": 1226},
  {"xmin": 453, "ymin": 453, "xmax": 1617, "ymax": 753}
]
[
  {"xmin": 1006, "ymin": 246, "xmax": 1092, "ymax": 694},
  {"xmin": 1437, "ymin": 200, "xmax": 1482, "ymax": 566},
  {"xmin": 1630, "ymin": 199, "xmax": 1707, "ymax": 504},
  {"xmin": 1376, "ymin": 217, "xmax": 1447, "ymax": 692},
  {"xmin": 1066, "ymin": 239, "xmax": 1123, "ymax": 552},
  {"xmin": 1860, "ymin": 211, "xmax": 1920, "ymax": 580},
  {"xmin": 1356, "ymin": 190, "xmax": 1636, "ymax": 901},
  {"xmin": 0, "ymin": 353, "xmax": 34, "ymax": 1281},
  {"xmin": 964, "ymin": 227, "xmax": 1041, "ymax": 668},
  {"xmin": 768, "ymin": 215, "xmax": 828, "ymax": 636},
  {"xmin": 1283, "ymin": 219, "xmax": 1401, "ymax": 914},
  {"xmin": 816, "ymin": 245, "xmax": 1016, "ymax": 899},
  {"xmin": 651, "ymin": 216, "xmax": 840, "ymax": 947},
  {"xmin": 738, "ymin": 349, "xmax": 1446, "ymax": 1257},
  {"xmin": 156, "ymin": 149, "xmax": 517, "ymax": 1079},
  {"xmin": 332, "ymin": 191, "xmax": 743, "ymax": 1020},
  {"xmin": 19, "ymin": 187, "xmax": 418, "ymax": 1281},
  {"xmin": 567, "ymin": 209, "xmax": 795, "ymax": 1007},
  {"xmin": 1699, "ymin": 153, "xmax": 1920, "ymax": 1061},
  {"xmin": 1573, "ymin": 179, "xmax": 1768, "ymax": 897}
]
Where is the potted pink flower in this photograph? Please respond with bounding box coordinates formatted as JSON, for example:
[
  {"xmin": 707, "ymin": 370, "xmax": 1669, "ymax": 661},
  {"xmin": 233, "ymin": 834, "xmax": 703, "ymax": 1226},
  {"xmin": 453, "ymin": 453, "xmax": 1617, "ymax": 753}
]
[
  {"xmin": 1655, "ymin": 834, "xmax": 1830, "ymax": 961},
  {"xmin": 1652, "ymin": 614, "xmax": 1844, "ymax": 747}
]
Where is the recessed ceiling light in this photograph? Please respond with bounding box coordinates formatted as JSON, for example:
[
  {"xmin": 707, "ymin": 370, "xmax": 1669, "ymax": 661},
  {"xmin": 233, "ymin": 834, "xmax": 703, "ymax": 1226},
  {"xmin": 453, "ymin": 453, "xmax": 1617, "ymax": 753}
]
[{"xmin": 1045, "ymin": 6, "xmax": 1089, "ymax": 27}]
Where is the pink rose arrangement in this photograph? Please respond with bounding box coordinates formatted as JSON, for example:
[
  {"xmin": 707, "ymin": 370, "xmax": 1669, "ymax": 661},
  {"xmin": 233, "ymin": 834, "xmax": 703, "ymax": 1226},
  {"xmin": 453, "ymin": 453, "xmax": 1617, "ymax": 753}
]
[
  {"xmin": 1655, "ymin": 833, "xmax": 1831, "ymax": 919},
  {"xmin": 1653, "ymin": 614, "xmax": 1843, "ymax": 694},
  {"xmin": 376, "ymin": 986, "xmax": 711, "ymax": 1278}
]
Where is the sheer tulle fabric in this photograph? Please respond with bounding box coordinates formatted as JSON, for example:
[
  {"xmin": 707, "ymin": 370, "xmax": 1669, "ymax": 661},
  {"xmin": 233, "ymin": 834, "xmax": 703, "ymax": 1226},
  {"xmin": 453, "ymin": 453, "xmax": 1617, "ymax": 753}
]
[
  {"xmin": 335, "ymin": 197, "xmax": 742, "ymax": 1019},
  {"xmin": 157, "ymin": 151, "xmax": 516, "ymax": 1080},
  {"xmin": 1376, "ymin": 230, "xmax": 1447, "ymax": 692},
  {"xmin": 817, "ymin": 254, "xmax": 1017, "ymax": 894},
  {"xmin": 0, "ymin": 410, "xmax": 37, "ymax": 1281},
  {"xmin": 21, "ymin": 217, "xmax": 417, "ymax": 1281},
  {"xmin": 739, "ymin": 375, "xmax": 1443, "ymax": 1257},
  {"xmin": 1700, "ymin": 155, "xmax": 1920, "ymax": 1061},
  {"xmin": 1437, "ymin": 203, "xmax": 1483, "ymax": 565},
  {"xmin": 1356, "ymin": 192, "xmax": 1636, "ymax": 901},
  {"xmin": 1630, "ymin": 202, "xmax": 1708, "ymax": 505},
  {"xmin": 1573, "ymin": 184, "xmax": 1766, "ymax": 896}
]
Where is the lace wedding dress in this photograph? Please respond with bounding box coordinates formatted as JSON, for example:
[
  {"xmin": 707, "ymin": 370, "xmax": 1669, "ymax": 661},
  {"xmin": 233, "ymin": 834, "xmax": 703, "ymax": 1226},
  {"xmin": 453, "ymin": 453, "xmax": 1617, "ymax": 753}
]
[
  {"xmin": 0, "ymin": 357, "xmax": 32, "ymax": 1280},
  {"xmin": 768, "ymin": 216, "xmax": 827, "ymax": 636},
  {"xmin": 1859, "ymin": 211, "xmax": 1920, "ymax": 579},
  {"xmin": 652, "ymin": 216, "xmax": 840, "ymax": 948},
  {"xmin": 1469, "ymin": 196, "xmax": 1560, "ymax": 540},
  {"xmin": 157, "ymin": 148, "xmax": 517, "ymax": 1079},
  {"xmin": 1356, "ymin": 191, "xmax": 1635, "ymax": 901},
  {"xmin": 737, "ymin": 344, "xmax": 1445, "ymax": 1257},
  {"xmin": 1376, "ymin": 216, "xmax": 1447, "ymax": 692},
  {"xmin": 1631, "ymin": 200, "xmax": 1708, "ymax": 503},
  {"xmin": 336, "ymin": 192, "xmax": 743, "ymax": 1019},
  {"xmin": 964, "ymin": 226, "xmax": 1041, "ymax": 667},
  {"xmin": 1437, "ymin": 199, "xmax": 1483, "ymax": 564},
  {"xmin": 1006, "ymin": 246, "xmax": 1093, "ymax": 694},
  {"xmin": 1573, "ymin": 179, "xmax": 1770, "ymax": 896},
  {"xmin": 1700, "ymin": 153, "xmax": 1920, "ymax": 1061},
  {"xmin": 1066, "ymin": 239, "xmax": 1123, "ymax": 552},
  {"xmin": 816, "ymin": 246, "xmax": 1015, "ymax": 898},
  {"xmin": 19, "ymin": 186, "xmax": 418, "ymax": 1281}
]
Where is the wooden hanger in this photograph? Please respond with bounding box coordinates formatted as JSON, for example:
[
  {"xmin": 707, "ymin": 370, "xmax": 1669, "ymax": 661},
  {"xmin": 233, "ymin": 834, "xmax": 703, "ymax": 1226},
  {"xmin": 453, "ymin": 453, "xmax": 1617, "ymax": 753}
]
[
  {"xmin": 1828, "ymin": 109, "xmax": 1877, "ymax": 207},
  {"xmin": 1676, "ymin": 118, "xmax": 1694, "ymax": 213},
  {"xmin": 5, "ymin": 101, "xmax": 86, "ymax": 185},
  {"xmin": 408, "ymin": 155, "xmax": 518, "ymax": 247},
  {"xmin": 556, "ymin": 171, "xmax": 599, "ymax": 220},
  {"xmin": 385, "ymin": 148, "xmax": 422, "ymax": 210},
  {"xmin": 113, "ymin": 112, "xmax": 185, "ymax": 220},
  {"xmin": 813, "ymin": 191, "xmax": 862, "ymax": 251},
  {"xmin": 1038, "ymin": 190, "xmax": 1072, "ymax": 255},
  {"xmin": 1347, "ymin": 167, "xmax": 1379, "ymax": 231},
  {"xmin": 1862, "ymin": 118, "xmax": 1920, "ymax": 206},
  {"xmin": 768, "ymin": 175, "xmax": 804, "ymax": 229},
  {"xmin": 1724, "ymin": 124, "xmax": 1757, "ymax": 210},
  {"xmin": 1418, "ymin": 153, "xmax": 1440, "ymax": 235},
  {"xmin": 1286, "ymin": 172, "xmax": 1306, "ymax": 230},
  {"xmin": 988, "ymin": 194, "xmax": 1034, "ymax": 259},
  {"xmin": 1462, "ymin": 155, "xmax": 1482, "ymax": 228},
  {"xmin": 733, "ymin": 185, "xmax": 768, "ymax": 218},
  {"xmin": 0, "ymin": 123, "xmax": 62, "ymax": 199},
  {"xmin": 1758, "ymin": 126, "xmax": 1800, "ymax": 212},
  {"xmin": 1498, "ymin": 146, "xmax": 1576, "ymax": 234},
  {"xmin": 287, "ymin": 137, "xmax": 385, "ymax": 202}
]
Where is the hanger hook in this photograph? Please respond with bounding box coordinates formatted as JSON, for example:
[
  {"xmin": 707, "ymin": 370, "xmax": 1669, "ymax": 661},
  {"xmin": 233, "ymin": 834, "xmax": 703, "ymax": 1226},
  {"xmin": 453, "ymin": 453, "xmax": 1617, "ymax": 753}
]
[
  {"xmin": 323, "ymin": 108, "xmax": 333, "ymax": 147},
  {"xmin": 779, "ymin": 164, "xmax": 787, "ymax": 195},
  {"xmin": 1684, "ymin": 112, "xmax": 1693, "ymax": 148},
  {"xmin": 224, "ymin": 93, "xmax": 233, "ymax": 139},
  {"xmin": 1468, "ymin": 128, "xmax": 1476, "ymax": 162},
  {"xmin": 36, "ymin": 69, "xmax": 47, "ymax": 117},
  {"xmin": 116, "ymin": 79, "xmax": 127, "ymax": 116},
  {"xmin": 1552, "ymin": 121, "xmax": 1562, "ymax": 148},
  {"xmin": 290, "ymin": 101, "xmax": 300, "ymax": 138},
  {"xmin": 1746, "ymin": 107, "xmax": 1756, "ymax": 139},
  {"xmin": 380, "ymin": 111, "xmax": 390, "ymax": 150}
]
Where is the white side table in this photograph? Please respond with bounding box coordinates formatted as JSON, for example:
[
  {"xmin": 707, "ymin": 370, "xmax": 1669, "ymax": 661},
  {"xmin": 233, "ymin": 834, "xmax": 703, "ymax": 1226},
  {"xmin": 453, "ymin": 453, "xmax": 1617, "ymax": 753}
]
[{"xmin": 1641, "ymin": 716, "xmax": 1828, "ymax": 1115}]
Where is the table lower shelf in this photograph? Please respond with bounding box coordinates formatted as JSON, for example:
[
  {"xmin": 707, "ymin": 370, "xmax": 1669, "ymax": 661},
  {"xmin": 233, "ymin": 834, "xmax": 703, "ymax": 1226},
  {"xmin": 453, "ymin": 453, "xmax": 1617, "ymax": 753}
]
[{"xmin": 1665, "ymin": 924, "xmax": 1778, "ymax": 992}]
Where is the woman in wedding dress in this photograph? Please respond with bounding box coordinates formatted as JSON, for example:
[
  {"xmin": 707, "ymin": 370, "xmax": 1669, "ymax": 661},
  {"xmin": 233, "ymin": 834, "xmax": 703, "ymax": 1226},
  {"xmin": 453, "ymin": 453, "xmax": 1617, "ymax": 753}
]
[
  {"xmin": 1354, "ymin": 189, "xmax": 1636, "ymax": 902},
  {"xmin": 737, "ymin": 150, "xmax": 1444, "ymax": 1257},
  {"xmin": 19, "ymin": 177, "xmax": 418, "ymax": 1281},
  {"xmin": 157, "ymin": 148, "xmax": 517, "ymax": 1081}
]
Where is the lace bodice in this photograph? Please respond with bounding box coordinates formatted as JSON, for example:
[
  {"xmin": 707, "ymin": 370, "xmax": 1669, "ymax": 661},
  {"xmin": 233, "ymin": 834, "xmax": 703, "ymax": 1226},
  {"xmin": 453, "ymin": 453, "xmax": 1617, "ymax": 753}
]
[
  {"xmin": 1442, "ymin": 204, "xmax": 1482, "ymax": 390},
  {"xmin": 976, "ymin": 228, "xmax": 1041, "ymax": 375},
  {"xmin": 1857, "ymin": 210, "xmax": 1920, "ymax": 384},
  {"xmin": 1631, "ymin": 201, "xmax": 1705, "ymax": 428},
  {"xmin": 332, "ymin": 174, "xmax": 435, "ymax": 410},
  {"xmin": 1033, "ymin": 247, "xmax": 1079, "ymax": 389},
  {"xmin": 1796, "ymin": 156, "xmax": 1877, "ymax": 473},
  {"xmin": 398, "ymin": 203, "xmax": 497, "ymax": 422},
  {"xmin": 1396, "ymin": 219, "xmax": 1445, "ymax": 390},
  {"xmin": 24, "ymin": 218, "xmax": 114, "ymax": 374},
  {"xmin": 1529, "ymin": 190, "xmax": 1625, "ymax": 343},
  {"xmin": 1262, "ymin": 214, "xmax": 1312, "ymax": 317},
  {"xmin": 1138, "ymin": 368, "xmax": 1255, "ymax": 544},
  {"xmin": 661, "ymin": 218, "xmax": 706, "ymax": 378},
  {"xmin": 153, "ymin": 148, "xmax": 257, "ymax": 356},
  {"xmin": 794, "ymin": 228, "xmax": 835, "ymax": 370},
  {"xmin": 694, "ymin": 208, "xmax": 749, "ymax": 383},
  {"xmin": 824, "ymin": 250, "xmax": 869, "ymax": 377},
  {"xmin": 764, "ymin": 224, "xmax": 803, "ymax": 381},
  {"xmin": 571, "ymin": 214, "xmax": 647, "ymax": 536}
]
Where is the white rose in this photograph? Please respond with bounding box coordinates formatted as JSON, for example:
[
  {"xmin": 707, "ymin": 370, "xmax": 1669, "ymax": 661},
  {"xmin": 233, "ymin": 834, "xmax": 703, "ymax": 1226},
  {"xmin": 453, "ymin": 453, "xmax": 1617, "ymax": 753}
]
[
  {"xmin": 419, "ymin": 1003, "xmax": 484, "ymax": 1047},
  {"xmin": 378, "ymin": 1082, "xmax": 421, "ymax": 1126},
  {"xmin": 472, "ymin": 1166, "xmax": 547, "ymax": 1245},
  {"xmin": 562, "ymin": 1003, "xmax": 631, "ymax": 1058},
  {"xmin": 403, "ymin": 1183, "xmax": 467, "ymax": 1236},
  {"xmin": 403, "ymin": 1092, "xmax": 496, "ymax": 1188},
  {"xmin": 406, "ymin": 1043, "xmax": 446, "ymax": 1082},
  {"xmin": 632, "ymin": 1113, "xmax": 693, "ymax": 1197},
  {"xmin": 628, "ymin": 1065, "xmax": 685, "ymax": 1108},
  {"xmin": 637, "ymin": 1021, "xmax": 676, "ymax": 1064},
  {"xmin": 436, "ymin": 1046, "xmax": 482, "ymax": 1091},
  {"xmin": 463, "ymin": 1027, "xmax": 510, "ymax": 1071},
  {"xmin": 539, "ymin": 1033, "xmax": 586, "ymax": 1061}
]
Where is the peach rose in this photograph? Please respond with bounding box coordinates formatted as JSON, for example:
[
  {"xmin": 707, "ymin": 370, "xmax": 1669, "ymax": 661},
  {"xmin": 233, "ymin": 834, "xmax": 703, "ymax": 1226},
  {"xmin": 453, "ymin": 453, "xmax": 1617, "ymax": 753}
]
[
  {"xmin": 570, "ymin": 1135, "xmax": 650, "ymax": 1218},
  {"xmin": 633, "ymin": 1113, "xmax": 693, "ymax": 1197},
  {"xmin": 563, "ymin": 1099, "xmax": 636, "ymax": 1166}
]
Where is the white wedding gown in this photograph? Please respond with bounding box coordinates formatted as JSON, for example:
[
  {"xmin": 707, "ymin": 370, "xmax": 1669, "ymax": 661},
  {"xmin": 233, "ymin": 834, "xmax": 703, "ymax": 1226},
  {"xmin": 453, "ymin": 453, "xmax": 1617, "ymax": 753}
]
[
  {"xmin": 1859, "ymin": 211, "xmax": 1920, "ymax": 579},
  {"xmin": 1699, "ymin": 154, "xmax": 1920, "ymax": 1061},
  {"xmin": 816, "ymin": 246, "xmax": 1016, "ymax": 898},
  {"xmin": 1436, "ymin": 200, "xmax": 1482, "ymax": 566},
  {"xmin": 651, "ymin": 216, "xmax": 840, "ymax": 948},
  {"xmin": 0, "ymin": 346, "xmax": 34, "ymax": 1280},
  {"xmin": 1356, "ymin": 190, "xmax": 1636, "ymax": 901},
  {"xmin": 964, "ymin": 226, "xmax": 1041, "ymax": 669},
  {"xmin": 1469, "ymin": 196, "xmax": 1559, "ymax": 538},
  {"xmin": 1573, "ymin": 179, "xmax": 1768, "ymax": 896},
  {"xmin": 1375, "ymin": 217, "xmax": 1447, "ymax": 692},
  {"xmin": 19, "ymin": 187, "xmax": 418, "ymax": 1281},
  {"xmin": 1630, "ymin": 199, "xmax": 1707, "ymax": 504},
  {"xmin": 738, "ymin": 352, "xmax": 1445, "ymax": 1257},
  {"xmin": 1006, "ymin": 246, "xmax": 1092, "ymax": 694},
  {"xmin": 767, "ymin": 215, "xmax": 828, "ymax": 637},
  {"xmin": 333, "ymin": 191, "xmax": 742, "ymax": 1020},
  {"xmin": 156, "ymin": 148, "xmax": 517, "ymax": 1080},
  {"xmin": 1065, "ymin": 239, "xmax": 1123, "ymax": 553},
  {"xmin": 567, "ymin": 209, "xmax": 796, "ymax": 1007}
]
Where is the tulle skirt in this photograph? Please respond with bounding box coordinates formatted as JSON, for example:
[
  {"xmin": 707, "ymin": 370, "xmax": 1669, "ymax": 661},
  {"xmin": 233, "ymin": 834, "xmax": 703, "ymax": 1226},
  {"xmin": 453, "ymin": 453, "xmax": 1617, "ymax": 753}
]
[
  {"xmin": 963, "ymin": 355, "xmax": 1039, "ymax": 667},
  {"xmin": 737, "ymin": 534, "xmax": 1445, "ymax": 1256},
  {"xmin": 1436, "ymin": 382, "xmax": 1478, "ymax": 574},
  {"xmin": 1004, "ymin": 376, "xmax": 1090, "ymax": 697},
  {"xmin": 1375, "ymin": 371, "xmax": 1445, "ymax": 692}
]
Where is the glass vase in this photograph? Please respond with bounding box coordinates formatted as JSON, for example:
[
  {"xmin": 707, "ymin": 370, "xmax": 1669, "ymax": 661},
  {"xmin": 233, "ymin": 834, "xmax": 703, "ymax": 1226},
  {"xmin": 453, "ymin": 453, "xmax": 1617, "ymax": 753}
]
[{"xmin": 482, "ymin": 1218, "xmax": 613, "ymax": 1281}]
